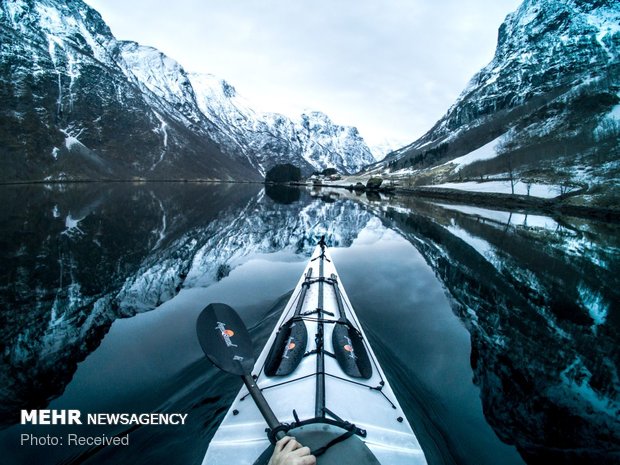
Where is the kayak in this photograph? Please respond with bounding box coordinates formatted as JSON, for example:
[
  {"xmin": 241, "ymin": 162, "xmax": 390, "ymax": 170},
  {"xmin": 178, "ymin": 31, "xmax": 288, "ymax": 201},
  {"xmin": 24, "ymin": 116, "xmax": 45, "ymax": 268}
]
[{"xmin": 200, "ymin": 240, "xmax": 428, "ymax": 464}]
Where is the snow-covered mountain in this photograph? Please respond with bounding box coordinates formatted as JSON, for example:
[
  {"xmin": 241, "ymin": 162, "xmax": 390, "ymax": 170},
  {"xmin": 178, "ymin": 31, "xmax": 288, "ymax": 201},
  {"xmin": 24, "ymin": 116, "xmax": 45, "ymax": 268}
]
[
  {"xmin": 368, "ymin": 138, "xmax": 404, "ymax": 162},
  {"xmin": 375, "ymin": 0, "xmax": 619, "ymax": 207},
  {"xmin": 188, "ymin": 73, "xmax": 375, "ymax": 176},
  {"xmin": 0, "ymin": 0, "xmax": 373, "ymax": 181},
  {"xmin": 0, "ymin": 0, "xmax": 261, "ymax": 181}
]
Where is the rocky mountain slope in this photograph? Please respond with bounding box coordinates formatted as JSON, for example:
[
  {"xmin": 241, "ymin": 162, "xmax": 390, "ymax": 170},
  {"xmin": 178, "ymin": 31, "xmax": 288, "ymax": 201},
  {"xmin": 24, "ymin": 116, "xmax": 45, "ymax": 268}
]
[
  {"xmin": 371, "ymin": 0, "xmax": 619, "ymax": 208},
  {"xmin": 0, "ymin": 0, "xmax": 373, "ymax": 182},
  {"xmin": 0, "ymin": 0, "xmax": 260, "ymax": 181}
]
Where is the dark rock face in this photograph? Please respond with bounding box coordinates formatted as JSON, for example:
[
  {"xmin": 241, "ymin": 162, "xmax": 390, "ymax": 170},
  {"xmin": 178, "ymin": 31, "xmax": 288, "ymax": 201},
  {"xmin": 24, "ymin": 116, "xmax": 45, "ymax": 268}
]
[
  {"xmin": 381, "ymin": 0, "xmax": 619, "ymax": 204},
  {"xmin": 265, "ymin": 163, "xmax": 302, "ymax": 183}
]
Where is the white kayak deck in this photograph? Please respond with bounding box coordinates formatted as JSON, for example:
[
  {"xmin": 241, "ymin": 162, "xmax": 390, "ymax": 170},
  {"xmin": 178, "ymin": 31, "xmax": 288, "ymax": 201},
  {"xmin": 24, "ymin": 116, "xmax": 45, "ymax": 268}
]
[{"xmin": 203, "ymin": 245, "xmax": 427, "ymax": 465}]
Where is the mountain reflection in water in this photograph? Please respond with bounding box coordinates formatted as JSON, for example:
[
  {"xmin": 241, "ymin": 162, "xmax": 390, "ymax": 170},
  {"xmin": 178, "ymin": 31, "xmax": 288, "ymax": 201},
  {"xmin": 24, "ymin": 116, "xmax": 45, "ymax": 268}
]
[{"xmin": 0, "ymin": 183, "xmax": 618, "ymax": 465}]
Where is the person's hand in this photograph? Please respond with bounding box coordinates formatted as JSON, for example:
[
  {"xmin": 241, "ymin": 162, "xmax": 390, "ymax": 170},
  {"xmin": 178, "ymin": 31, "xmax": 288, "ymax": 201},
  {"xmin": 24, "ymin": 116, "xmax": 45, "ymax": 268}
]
[{"xmin": 268, "ymin": 436, "xmax": 316, "ymax": 465}]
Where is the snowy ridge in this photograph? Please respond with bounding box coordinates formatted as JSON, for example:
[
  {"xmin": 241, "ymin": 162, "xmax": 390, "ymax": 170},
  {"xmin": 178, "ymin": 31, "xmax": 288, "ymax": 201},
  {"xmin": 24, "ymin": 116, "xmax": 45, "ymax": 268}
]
[
  {"xmin": 6, "ymin": 0, "xmax": 115, "ymax": 65},
  {"xmin": 118, "ymin": 42, "xmax": 203, "ymax": 125}
]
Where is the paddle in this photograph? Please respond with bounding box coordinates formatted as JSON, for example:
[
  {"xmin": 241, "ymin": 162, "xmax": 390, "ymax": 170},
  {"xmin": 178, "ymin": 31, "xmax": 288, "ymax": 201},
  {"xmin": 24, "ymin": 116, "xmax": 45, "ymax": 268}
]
[
  {"xmin": 264, "ymin": 268, "xmax": 313, "ymax": 376},
  {"xmin": 196, "ymin": 303, "xmax": 284, "ymax": 439},
  {"xmin": 329, "ymin": 275, "xmax": 373, "ymax": 379}
]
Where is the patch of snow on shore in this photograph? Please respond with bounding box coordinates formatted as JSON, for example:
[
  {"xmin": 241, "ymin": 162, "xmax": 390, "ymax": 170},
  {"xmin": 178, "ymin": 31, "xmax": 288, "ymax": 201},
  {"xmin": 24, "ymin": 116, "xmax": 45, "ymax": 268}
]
[
  {"xmin": 443, "ymin": 136, "xmax": 503, "ymax": 170},
  {"xmin": 429, "ymin": 180, "xmax": 572, "ymax": 198}
]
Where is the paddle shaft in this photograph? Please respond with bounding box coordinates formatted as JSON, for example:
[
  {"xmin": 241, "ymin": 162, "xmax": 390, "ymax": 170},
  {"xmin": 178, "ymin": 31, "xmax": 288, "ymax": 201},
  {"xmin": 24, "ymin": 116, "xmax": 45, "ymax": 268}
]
[
  {"xmin": 331, "ymin": 275, "xmax": 346, "ymax": 321},
  {"xmin": 242, "ymin": 374, "xmax": 285, "ymax": 440},
  {"xmin": 294, "ymin": 268, "xmax": 313, "ymax": 316}
]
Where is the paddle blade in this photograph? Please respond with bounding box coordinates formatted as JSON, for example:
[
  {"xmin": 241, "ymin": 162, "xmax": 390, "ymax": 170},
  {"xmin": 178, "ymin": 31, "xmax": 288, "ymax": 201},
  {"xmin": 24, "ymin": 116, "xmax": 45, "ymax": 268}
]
[
  {"xmin": 332, "ymin": 322, "xmax": 372, "ymax": 379},
  {"xmin": 196, "ymin": 303, "xmax": 255, "ymax": 376},
  {"xmin": 264, "ymin": 319, "xmax": 308, "ymax": 376}
]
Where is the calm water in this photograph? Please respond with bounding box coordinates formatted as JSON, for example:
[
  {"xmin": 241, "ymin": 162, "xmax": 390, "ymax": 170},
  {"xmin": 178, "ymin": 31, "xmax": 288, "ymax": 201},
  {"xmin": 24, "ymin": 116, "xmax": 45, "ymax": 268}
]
[{"xmin": 0, "ymin": 182, "xmax": 618, "ymax": 465}]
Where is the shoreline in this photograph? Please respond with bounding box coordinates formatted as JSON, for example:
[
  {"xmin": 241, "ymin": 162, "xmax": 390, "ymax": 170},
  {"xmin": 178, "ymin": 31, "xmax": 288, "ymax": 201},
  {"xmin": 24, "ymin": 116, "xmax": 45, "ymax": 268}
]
[
  {"xmin": 400, "ymin": 186, "xmax": 620, "ymax": 222},
  {"xmin": 305, "ymin": 181, "xmax": 620, "ymax": 222},
  {"xmin": 2, "ymin": 178, "xmax": 618, "ymax": 222},
  {"xmin": 0, "ymin": 179, "xmax": 261, "ymax": 186}
]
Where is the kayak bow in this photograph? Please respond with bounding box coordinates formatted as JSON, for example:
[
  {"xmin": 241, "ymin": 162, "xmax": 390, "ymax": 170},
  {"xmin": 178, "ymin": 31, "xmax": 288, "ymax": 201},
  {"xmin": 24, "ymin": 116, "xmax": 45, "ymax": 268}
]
[{"xmin": 201, "ymin": 241, "xmax": 428, "ymax": 465}]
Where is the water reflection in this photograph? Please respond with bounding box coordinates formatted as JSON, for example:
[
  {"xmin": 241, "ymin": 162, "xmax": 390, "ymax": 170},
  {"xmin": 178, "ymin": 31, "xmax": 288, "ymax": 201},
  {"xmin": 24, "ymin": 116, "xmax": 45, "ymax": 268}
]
[
  {"xmin": 264, "ymin": 184, "xmax": 301, "ymax": 204},
  {"xmin": 0, "ymin": 183, "xmax": 618, "ymax": 465},
  {"xmin": 0, "ymin": 183, "xmax": 371, "ymax": 424},
  {"xmin": 370, "ymin": 195, "xmax": 620, "ymax": 465},
  {"xmin": 0, "ymin": 182, "xmax": 261, "ymax": 423}
]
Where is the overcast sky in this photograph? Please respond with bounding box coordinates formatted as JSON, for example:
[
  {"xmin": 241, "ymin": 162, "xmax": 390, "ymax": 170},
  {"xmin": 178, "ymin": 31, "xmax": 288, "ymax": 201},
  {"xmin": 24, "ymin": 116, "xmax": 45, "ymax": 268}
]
[{"xmin": 85, "ymin": 0, "xmax": 522, "ymax": 150}]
